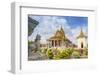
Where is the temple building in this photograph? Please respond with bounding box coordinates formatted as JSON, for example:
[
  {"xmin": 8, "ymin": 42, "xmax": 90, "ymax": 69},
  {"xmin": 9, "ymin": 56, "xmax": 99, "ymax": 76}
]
[
  {"xmin": 77, "ymin": 28, "xmax": 87, "ymax": 49},
  {"xmin": 47, "ymin": 27, "xmax": 73, "ymax": 48}
]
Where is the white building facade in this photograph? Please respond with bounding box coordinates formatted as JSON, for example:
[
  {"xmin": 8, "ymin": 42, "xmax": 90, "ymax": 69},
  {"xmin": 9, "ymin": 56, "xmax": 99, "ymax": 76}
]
[{"xmin": 77, "ymin": 28, "xmax": 87, "ymax": 49}]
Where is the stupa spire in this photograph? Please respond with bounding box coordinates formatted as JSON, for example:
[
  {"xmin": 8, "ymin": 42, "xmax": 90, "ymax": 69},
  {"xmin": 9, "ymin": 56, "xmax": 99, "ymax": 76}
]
[{"xmin": 77, "ymin": 27, "xmax": 86, "ymax": 39}]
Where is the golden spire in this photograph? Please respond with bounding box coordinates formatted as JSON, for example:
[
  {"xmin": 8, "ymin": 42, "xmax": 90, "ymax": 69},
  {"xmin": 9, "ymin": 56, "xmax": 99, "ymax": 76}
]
[
  {"xmin": 60, "ymin": 25, "xmax": 63, "ymax": 30},
  {"xmin": 80, "ymin": 27, "xmax": 84, "ymax": 35},
  {"xmin": 60, "ymin": 25, "xmax": 67, "ymax": 40},
  {"xmin": 48, "ymin": 25, "xmax": 68, "ymax": 41},
  {"xmin": 60, "ymin": 26, "xmax": 64, "ymax": 34}
]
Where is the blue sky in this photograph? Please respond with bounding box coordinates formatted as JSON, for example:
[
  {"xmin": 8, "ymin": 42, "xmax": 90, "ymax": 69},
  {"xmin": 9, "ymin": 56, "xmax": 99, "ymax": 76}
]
[
  {"xmin": 28, "ymin": 15, "xmax": 88, "ymax": 44},
  {"xmin": 64, "ymin": 16, "xmax": 88, "ymax": 28}
]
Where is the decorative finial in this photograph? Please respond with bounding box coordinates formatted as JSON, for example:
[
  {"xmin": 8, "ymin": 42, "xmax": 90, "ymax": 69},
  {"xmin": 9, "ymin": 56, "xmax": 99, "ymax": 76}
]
[
  {"xmin": 60, "ymin": 25, "xmax": 63, "ymax": 30},
  {"xmin": 81, "ymin": 27, "xmax": 83, "ymax": 33},
  {"xmin": 80, "ymin": 27, "xmax": 84, "ymax": 35}
]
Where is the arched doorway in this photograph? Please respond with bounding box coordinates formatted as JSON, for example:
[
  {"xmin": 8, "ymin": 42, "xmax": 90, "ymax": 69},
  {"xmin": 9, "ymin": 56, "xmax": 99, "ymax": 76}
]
[{"xmin": 81, "ymin": 42, "xmax": 83, "ymax": 48}]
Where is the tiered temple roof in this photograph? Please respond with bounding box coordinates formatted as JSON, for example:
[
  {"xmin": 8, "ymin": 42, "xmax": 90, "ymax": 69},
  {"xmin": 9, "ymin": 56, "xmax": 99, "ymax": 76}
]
[
  {"xmin": 47, "ymin": 26, "xmax": 77, "ymax": 47},
  {"xmin": 48, "ymin": 27, "xmax": 69, "ymax": 41}
]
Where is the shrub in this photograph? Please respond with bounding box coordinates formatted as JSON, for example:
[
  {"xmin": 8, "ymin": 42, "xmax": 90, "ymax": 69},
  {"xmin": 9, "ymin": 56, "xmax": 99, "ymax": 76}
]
[
  {"xmin": 66, "ymin": 48, "xmax": 74, "ymax": 55},
  {"xmin": 28, "ymin": 41, "xmax": 33, "ymax": 45},
  {"xmin": 83, "ymin": 48, "xmax": 88, "ymax": 55},
  {"xmin": 55, "ymin": 50, "xmax": 70, "ymax": 59},
  {"xmin": 53, "ymin": 55, "xmax": 60, "ymax": 60},
  {"xmin": 71, "ymin": 51, "xmax": 80, "ymax": 58},
  {"xmin": 41, "ymin": 48, "xmax": 48, "ymax": 54},
  {"xmin": 46, "ymin": 49, "xmax": 54, "ymax": 59},
  {"xmin": 60, "ymin": 51, "xmax": 69, "ymax": 59}
]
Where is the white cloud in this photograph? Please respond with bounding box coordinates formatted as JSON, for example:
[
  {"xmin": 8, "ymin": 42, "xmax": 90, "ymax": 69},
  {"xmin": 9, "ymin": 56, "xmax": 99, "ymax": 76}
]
[
  {"xmin": 70, "ymin": 26, "xmax": 88, "ymax": 44},
  {"xmin": 28, "ymin": 16, "xmax": 87, "ymax": 45}
]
